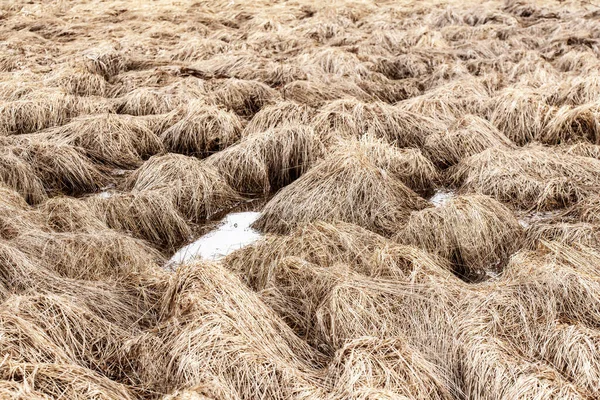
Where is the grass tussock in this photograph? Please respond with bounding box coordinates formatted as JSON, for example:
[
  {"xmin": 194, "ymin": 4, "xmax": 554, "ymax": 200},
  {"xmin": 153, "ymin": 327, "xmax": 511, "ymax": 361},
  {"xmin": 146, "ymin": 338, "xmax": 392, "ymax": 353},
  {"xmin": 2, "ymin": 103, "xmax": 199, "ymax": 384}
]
[
  {"xmin": 424, "ymin": 114, "xmax": 515, "ymax": 168},
  {"xmin": 206, "ymin": 124, "xmax": 325, "ymax": 194},
  {"xmin": 207, "ymin": 78, "xmax": 279, "ymax": 118},
  {"xmin": 253, "ymin": 138, "xmax": 431, "ymax": 237},
  {"xmin": 542, "ymin": 102, "xmax": 600, "ymax": 145},
  {"xmin": 126, "ymin": 154, "xmax": 241, "ymax": 221},
  {"xmin": 51, "ymin": 113, "xmax": 164, "ymax": 168},
  {"xmin": 450, "ymin": 145, "xmax": 600, "ymax": 210},
  {"xmin": 161, "ymin": 101, "xmax": 244, "ymax": 157},
  {"xmin": 37, "ymin": 196, "xmax": 107, "ymax": 233},
  {"xmin": 397, "ymin": 195, "xmax": 524, "ymax": 280},
  {"xmin": 86, "ymin": 190, "xmax": 191, "ymax": 250},
  {"xmin": 226, "ymin": 220, "xmax": 453, "ymax": 286},
  {"xmin": 14, "ymin": 229, "xmax": 163, "ymax": 280}
]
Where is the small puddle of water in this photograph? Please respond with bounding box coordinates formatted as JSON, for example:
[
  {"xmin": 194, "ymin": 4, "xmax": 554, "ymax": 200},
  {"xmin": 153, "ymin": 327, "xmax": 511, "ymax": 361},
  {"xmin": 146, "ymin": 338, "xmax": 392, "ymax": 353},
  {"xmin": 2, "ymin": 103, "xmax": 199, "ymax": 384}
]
[
  {"xmin": 167, "ymin": 211, "xmax": 262, "ymax": 266},
  {"xmin": 429, "ymin": 189, "xmax": 455, "ymax": 207}
]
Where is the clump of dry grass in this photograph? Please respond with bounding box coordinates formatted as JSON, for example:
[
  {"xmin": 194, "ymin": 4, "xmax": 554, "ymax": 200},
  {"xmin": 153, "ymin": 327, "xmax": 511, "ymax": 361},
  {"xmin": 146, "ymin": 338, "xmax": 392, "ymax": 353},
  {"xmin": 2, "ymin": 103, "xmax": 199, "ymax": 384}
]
[
  {"xmin": 282, "ymin": 79, "xmax": 372, "ymax": 107},
  {"xmin": 51, "ymin": 113, "xmax": 164, "ymax": 168},
  {"xmin": 327, "ymin": 337, "xmax": 454, "ymax": 400},
  {"xmin": 126, "ymin": 154, "xmax": 241, "ymax": 221},
  {"xmin": 45, "ymin": 66, "xmax": 108, "ymax": 96},
  {"xmin": 226, "ymin": 220, "xmax": 453, "ymax": 287},
  {"xmin": 397, "ymin": 195, "xmax": 523, "ymax": 280},
  {"xmin": 524, "ymin": 222, "xmax": 600, "ymax": 250},
  {"xmin": 487, "ymin": 88, "xmax": 553, "ymax": 145},
  {"xmin": 242, "ymin": 100, "xmax": 314, "ymax": 135},
  {"xmin": 37, "ymin": 196, "xmax": 107, "ymax": 233},
  {"xmin": 0, "ymin": 360, "xmax": 136, "ymax": 400},
  {"xmin": 115, "ymin": 87, "xmax": 175, "ymax": 116},
  {"xmin": 206, "ymin": 124, "xmax": 325, "ymax": 194},
  {"xmin": 0, "ymin": 93, "xmax": 81, "ymax": 135},
  {"xmin": 549, "ymin": 74, "xmax": 600, "ymax": 106},
  {"xmin": 313, "ymin": 99, "xmax": 441, "ymax": 146},
  {"xmin": 0, "ymin": 148, "xmax": 47, "ymax": 204},
  {"xmin": 253, "ymin": 139, "xmax": 431, "ymax": 237},
  {"xmin": 450, "ymin": 145, "xmax": 600, "ymax": 210},
  {"xmin": 153, "ymin": 261, "xmax": 327, "ymax": 399},
  {"xmin": 207, "ymin": 78, "xmax": 279, "ymax": 118},
  {"xmin": 14, "ymin": 229, "xmax": 163, "ymax": 280},
  {"xmin": 161, "ymin": 101, "xmax": 244, "ymax": 157},
  {"xmin": 86, "ymin": 190, "xmax": 191, "ymax": 250},
  {"xmin": 13, "ymin": 142, "xmax": 108, "ymax": 195},
  {"xmin": 541, "ymin": 102, "xmax": 600, "ymax": 145},
  {"xmin": 424, "ymin": 114, "xmax": 515, "ymax": 168},
  {"xmin": 558, "ymin": 142, "xmax": 600, "ymax": 159},
  {"xmin": 83, "ymin": 45, "xmax": 128, "ymax": 79}
]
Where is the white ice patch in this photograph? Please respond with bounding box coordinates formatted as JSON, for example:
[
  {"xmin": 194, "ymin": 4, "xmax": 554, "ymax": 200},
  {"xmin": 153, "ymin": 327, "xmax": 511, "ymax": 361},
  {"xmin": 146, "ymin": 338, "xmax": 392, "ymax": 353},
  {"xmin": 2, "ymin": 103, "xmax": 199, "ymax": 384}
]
[
  {"xmin": 429, "ymin": 189, "xmax": 455, "ymax": 207},
  {"xmin": 168, "ymin": 211, "xmax": 262, "ymax": 265},
  {"xmin": 99, "ymin": 191, "xmax": 113, "ymax": 199}
]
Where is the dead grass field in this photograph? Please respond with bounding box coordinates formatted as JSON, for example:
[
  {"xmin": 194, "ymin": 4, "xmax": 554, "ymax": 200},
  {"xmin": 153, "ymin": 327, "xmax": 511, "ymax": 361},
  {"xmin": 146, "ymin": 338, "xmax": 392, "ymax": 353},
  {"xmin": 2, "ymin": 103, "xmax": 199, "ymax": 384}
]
[{"xmin": 2, "ymin": 0, "xmax": 600, "ymax": 398}]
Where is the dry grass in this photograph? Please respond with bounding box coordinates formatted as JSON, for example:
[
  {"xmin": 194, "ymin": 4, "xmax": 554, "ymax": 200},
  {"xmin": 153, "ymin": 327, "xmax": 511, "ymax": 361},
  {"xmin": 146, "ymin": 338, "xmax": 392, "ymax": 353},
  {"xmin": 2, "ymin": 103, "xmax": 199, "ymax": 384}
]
[
  {"xmin": 397, "ymin": 195, "xmax": 523, "ymax": 280},
  {"xmin": 450, "ymin": 145, "xmax": 600, "ymax": 210},
  {"xmin": 3, "ymin": 0, "xmax": 600, "ymax": 397},
  {"xmin": 126, "ymin": 153, "xmax": 242, "ymax": 221},
  {"xmin": 206, "ymin": 124, "xmax": 325, "ymax": 194},
  {"xmin": 50, "ymin": 113, "xmax": 164, "ymax": 168},
  {"xmin": 424, "ymin": 114, "xmax": 515, "ymax": 168},
  {"xmin": 85, "ymin": 190, "xmax": 192, "ymax": 250},
  {"xmin": 161, "ymin": 100, "xmax": 244, "ymax": 157},
  {"xmin": 253, "ymin": 138, "xmax": 431, "ymax": 236}
]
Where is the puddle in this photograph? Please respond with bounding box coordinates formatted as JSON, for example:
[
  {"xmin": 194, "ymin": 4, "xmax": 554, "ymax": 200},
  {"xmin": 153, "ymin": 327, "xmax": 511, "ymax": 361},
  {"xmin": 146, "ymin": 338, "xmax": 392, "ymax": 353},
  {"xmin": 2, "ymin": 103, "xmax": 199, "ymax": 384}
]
[
  {"xmin": 429, "ymin": 189, "xmax": 456, "ymax": 207},
  {"xmin": 168, "ymin": 211, "xmax": 262, "ymax": 266}
]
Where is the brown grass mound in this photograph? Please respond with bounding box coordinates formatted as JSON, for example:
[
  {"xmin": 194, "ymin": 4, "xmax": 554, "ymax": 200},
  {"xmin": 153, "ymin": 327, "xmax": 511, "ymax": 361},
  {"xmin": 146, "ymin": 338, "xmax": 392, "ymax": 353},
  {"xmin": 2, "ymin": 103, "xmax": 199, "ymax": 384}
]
[
  {"xmin": 312, "ymin": 99, "xmax": 440, "ymax": 146},
  {"xmin": 0, "ymin": 149, "xmax": 47, "ymax": 204},
  {"xmin": 282, "ymin": 79, "xmax": 372, "ymax": 107},
  {"xmin": 242, "ymin": 100, "xmax": 314, "ymax": 135},
  {"xmin": 116, "ymin": 87, "xmax": 180, "ymax": 116},
  {"xmin": 525, "ymin": 222, "xmax": 600, "ymax": 250},
  {"xmin": 327, "ymin": 337, "xmax": 454, "ymax": 400},
  {"xmin": 37, "ymin": 196, "xmax": 107, "ymax": 233},
  {"xmin": 51, "ymin": 113, "xmax": 164, "ymax": 168},
  {"xmin": 450, "ymin": 145, "xmax": 600, "ymax": 210},
  {"xmin": 206, "ymin": 78, "xmax": 279, "ymax": 118},
  {"xmin": 558, "ymin": 142, "xmax": 600, "ymax": 159},
  {"xmin": 225, "ymin": 220, "xmax": 452, "ymax": 286},
  {"xmin": 86, "ymin": 190, "xmax": 191, "ymax": 250},
  {"xmin": 549, "ymin": 74, "xmax": 600, "ymax": 106},
  {"xmin": 83, "ymin": 45, "xmax": 128, "ymax": 79},
  {"xmin": 206, "ymin": 124, "xmax": 325, "ymax": 194},
  {"xmin": 487, "ymin": 88, "xmax": 552, "ymax": 145},
  {"xmin": 0, "ymin": 93, "xmax": 81, "ymax": 135},
  {"xmin": 14, "ymin": 229, "xmax": 163, "ymax": 280},
  {"xmin": 12, "ymin": 142, "xmax": 108, "ymax": 195},
  {"xmin": 541, "ymin": 102, "xmax": 600, "ymax": 145},
  {"xmin": 0, "ymin": 361, "xmax": 136, "ymax": 400},
  {"xmin": 253, "ymin": 139, "xmax": 431, "ymax": 237},
  {"xmin": 397, "ymin": 195, "xmax": 523, "ymax": 280},
  {"xmin": 0, "ymin": 293, "xmax": 137, "ymax": 381},
  {"xmin": 424, "ymin": 114, "xmax": 515, "ymax": 168},
  {"xmin": 45, "ymin": 66, "xmax": 108, "ymax": 97},
  {"xmin": 153, "ymin": 261, "xmax": 327, "ymax": 399},
  {"xmin": 126, "ymin": 154, "xmax": 241, "ymax": 221},
  {"xmin": 161, "ymin": 101, "xmax": 244, "ymax": 158}
]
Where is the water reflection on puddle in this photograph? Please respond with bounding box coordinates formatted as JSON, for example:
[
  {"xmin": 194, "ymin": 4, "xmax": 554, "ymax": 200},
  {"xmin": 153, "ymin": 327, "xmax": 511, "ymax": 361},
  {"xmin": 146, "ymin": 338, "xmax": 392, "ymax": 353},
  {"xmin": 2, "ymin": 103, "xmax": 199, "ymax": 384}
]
[{"xmin": 168, "ymin": 211, "xmax": 262, "ymax": 266}]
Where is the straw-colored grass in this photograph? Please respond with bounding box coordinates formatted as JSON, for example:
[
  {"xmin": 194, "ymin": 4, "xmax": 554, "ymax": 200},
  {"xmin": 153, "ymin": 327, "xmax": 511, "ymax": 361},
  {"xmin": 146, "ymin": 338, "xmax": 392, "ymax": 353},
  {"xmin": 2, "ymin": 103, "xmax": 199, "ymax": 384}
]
[
  {"xmin": 126, "ymin": 154, "xmax": 242, "ymax": 221},
  {"xmin": 397, "ymin": 195, "xmax": 523, "ymax": 280},
  {"xmin": 542, "ymin": 102, "xmax": 600, "ymax": 145},
  {"xmin": 86, "ymin": 190, "xmax": 191, "ymax": 249},
  {"xmin": 37, "ymin": 196, "xmax": 107, "ymax": 233},
  {"xmin": 450, "ymin": 145, "xmax": 600, "ymax": 210},
  {"xmin": 161, "ymin": 100, "xmax": 244, "ymax": 157},
  {"xmin": 50, "ymin": 113, "xmax": 164, "ymax": 168},
  {"xmin": 253, "ymin": 138, "xmax": 431, "ymax": 236},
  {"xmin": 207, "ymin": 78, "xmax": 279, "ymax": 118},
  {"xmin": 424, "ymin": 114, "xmax": 515, "ymax": 168},
  {"xmin": 206, "ymin": 124, "xmax": 325, "ymax": 194}
]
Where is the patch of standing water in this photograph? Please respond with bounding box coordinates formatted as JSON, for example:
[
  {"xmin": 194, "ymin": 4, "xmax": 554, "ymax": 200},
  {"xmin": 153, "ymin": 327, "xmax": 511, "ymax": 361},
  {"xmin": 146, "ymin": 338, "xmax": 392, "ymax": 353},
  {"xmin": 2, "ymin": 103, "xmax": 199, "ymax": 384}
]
[
  {"xmin": 168, "ymin": 212, "xmax": 262, "ymax": 266},
  {"xmin": 429, "ymin": 189, "xmax": 456, "ymax": 207}
]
